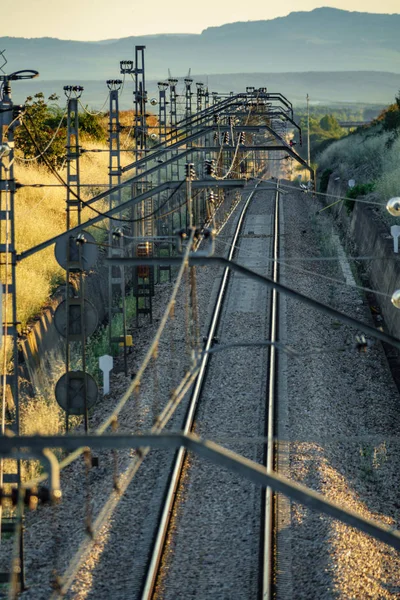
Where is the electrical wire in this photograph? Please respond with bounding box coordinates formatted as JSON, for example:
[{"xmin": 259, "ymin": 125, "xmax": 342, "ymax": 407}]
[
  {"xmin": 22, "ymin": 114, "xmax": 185, "ymax": 225},
  {"xmin": 216, "ymin": 237, "xmax": 392, "ymax": 299},
  {"xmin": 254, "ymin": 176, "xmax": 384, "ymax": 208},
  {"xmin": 0, "ymin": 185, "xmax": 11, "ymax": 540},
  {"xmin": 16, "ymin": 107, "xmax": 68, "ymax": 162},
  {"xmin": 78, "ymin": 94, "xmax": 110, "ymax": 116}
]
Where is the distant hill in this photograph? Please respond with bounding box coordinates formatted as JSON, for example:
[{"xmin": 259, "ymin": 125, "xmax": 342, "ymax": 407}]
[
  {"xmin": 10, "ymin": 71, "xmax": 400, "ymax": 110},
  {"xmin": 2, "ymin": 8, "xmax": 400, "ymax": 80}
]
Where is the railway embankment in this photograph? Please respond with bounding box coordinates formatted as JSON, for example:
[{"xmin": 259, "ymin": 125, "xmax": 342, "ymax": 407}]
[
  {"xmin": 19, "ymin": 255, "xmax": 110, "ymax": 395},
  {"xmin": 324, "ymin": 173, "xmax": 400, "ymax": 338}
]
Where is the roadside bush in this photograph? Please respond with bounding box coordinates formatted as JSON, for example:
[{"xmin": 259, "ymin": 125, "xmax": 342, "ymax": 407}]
[
  {"xmin": 318, "ymin": 130, "xmax": 390, "ymax": 182},
  {"xmin": 15, "ymin": 93, "xmax": 66, "ymax": 168},
  {"xmin": 344, "ymin": 182, "xmax": 375, "ymax": 213},
  {"xmin": 375, "ymin": 134, "xmax": 400, "ymax": 202},
  {"xmin": 319, "ymin": 168, "xmax": 333, "ymax": 193}
]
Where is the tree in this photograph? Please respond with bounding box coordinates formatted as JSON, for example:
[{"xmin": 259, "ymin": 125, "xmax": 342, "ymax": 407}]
[
  {"xmin": 319, "ymin": 114, "xmax": 342, "ymax": 134},
  {"xmin": 15, "ymin": 93, "xmax": 66, "ymax": 168}
]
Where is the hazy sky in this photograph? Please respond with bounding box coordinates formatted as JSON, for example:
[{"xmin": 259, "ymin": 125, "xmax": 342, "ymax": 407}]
[{"xmin": 2, "ymin": 0, "xmax": 399, "ymax": 40}]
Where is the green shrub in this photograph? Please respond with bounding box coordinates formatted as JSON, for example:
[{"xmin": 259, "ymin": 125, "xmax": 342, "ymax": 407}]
[
  {"xmin": 15, "ymin": 93, "xmax": 66, "ymax": 168},
  {"xmin": 319, "ymin": 168, "xmax": 333, "ymax": 193},
  {"xmin": 344, "ymin": 182, "xmax": 375, "ymax": 213}
]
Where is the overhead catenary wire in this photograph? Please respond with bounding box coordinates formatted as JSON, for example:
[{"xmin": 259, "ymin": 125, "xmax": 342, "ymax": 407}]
[
  {"xmin": 0, "ymin": 185, "xmax": 11, "ymax": 541},
  {"xmin": 15, "ymin": 106, "xmax": 68, "ymax": 163},
  {"xmin": 255, "ymin": 176, "xmax": 385, "ymax": 208},
  {"xmin": 24, "ymin": 229, "xmax": 196, "ymax": 491},
  {"xmin": 78, "ymin": 93, "xmax": 110, "ymax": 116},
  {"xmin": 21, "ymin": 115, "xmax": 185, "ymax": 225},
  {"xmin": 216, "ymin": 237, "xmax": 393, "ymax": 299}
]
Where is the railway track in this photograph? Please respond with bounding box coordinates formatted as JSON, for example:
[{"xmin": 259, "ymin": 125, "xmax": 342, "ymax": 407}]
[{"xmin": 141, "ymin": 178, "xmax": 281, "ymax": 599}]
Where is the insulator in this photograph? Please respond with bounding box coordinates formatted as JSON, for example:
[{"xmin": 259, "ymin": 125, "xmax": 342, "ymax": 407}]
[
  {"xmin": 112, "ymin": 228, "xmax": 124, "ymax": 239},
  {"xmin": 213, "ymin": 114, "xmax": 220, "ymax": 124},
  {"xmin": 391, "ymin": 290, "xmax": 400, "ymax": 308},
  {"xmin": 223, "ymin": 132, "xmax": 230, "ymax": 144},
  {"xmin": 120, "ymin": 60, "xmax": 134, "ymax": 74},
  {"xmin": 185, "ymin": 163, "xmax": 196, "ymax": 179},
  {"xmin": 213, "ymin": 132, "xmax": 219, "ymax": 143},
  {"xmin": 76, "ymin": 233, "xmax": 87, "ymax": 245},
  {"xmin": 386, "ymin": 197, "xmax": 400, "ymax": 216},
  {"xmin": 204, "ymin": 159, "xmax": 216, "ymax": 176}
]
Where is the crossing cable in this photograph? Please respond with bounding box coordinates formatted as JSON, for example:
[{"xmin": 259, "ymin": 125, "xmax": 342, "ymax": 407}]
[
  {"xmin": 24, "ymin": 229, "xmax": 196, "ymax": 494},
  {"xmin": 214, "ymin": 94, "xmax": 257, "ymax": 178},
  {"xmin": 24, "ymin": 243, "xmax": 400, "ymax": 592},
  {"xmin": 44, "ymin": 231, "xmax": 196, "ymax": 597},
  {"xmin": 110, "ymin": 256, "xmax": 400, "ymax": 350},
  {"xmin": 21, "ymin": 116, "xmax": 185, "ymax": 224},
  {"xmin": 48, "ymin": 191, "xmax": 251, "ymax": 593},
  {"xmin": 216, "ymin": 237, "xmax": 393, "ymax": 299},
  {"xmin": 78, "ymin": 93, "xmax": 110, "ymax": 117},
  {"xmin": 15, "ymin": 106, "xmax": 68, "ymax": 162},
  {"xmin": 0, "ymin": 184, "xmax": 11, "ymax": 539},
  {"xmin": 254, "ymin": 177, "xmax": 384, "ymax": 208}
]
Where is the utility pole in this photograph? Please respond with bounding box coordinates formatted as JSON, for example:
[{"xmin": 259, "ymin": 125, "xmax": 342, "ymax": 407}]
[
  {"xmin": 55, "ymin": 85, "xmax": 98, "ymax": 435},
  {"xmin": 168, "ymin": 76, "xmax": 179, "ymax": 179},
  {"xmin": 185, "ymin": 163, "xmax": 195, "ymax": 228},
  {"xmin": 307, "ymin": 93, "xmax": 311, "ymax": 166},
  {"xmin": 134, "ymin": 46, "xmax": 147, "ymax": 164},
  {"xmin": 0, "ymin": 66, "xmax": 38, "ymax": 593},
  {"xmin": 184, "ymin": 74, "xmax": 193, "ymax": 131},
  {"xmin": 196, "ymin": 82, "xmax": 204, "ymax": 113},
  {"xmin": 107, "ymin": 79, "xmax": 128, "ymax": 376},
  {"xmin": 157, "ymin": 81, "xmax": 168, "ymax": 141}
]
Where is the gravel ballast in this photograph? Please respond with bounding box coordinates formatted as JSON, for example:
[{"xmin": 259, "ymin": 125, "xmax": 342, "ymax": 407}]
[
  {"xmin": 154, "ymin": 186, "xmax": 276, "ymax": 599},
  {"xmin": 279, "ymin": 184, "xmax": 400, "ymax": 599},
  {"xmin": 2, "ymin": 190, "xmax": 245, "ymax": 599},
  {"xmin": 2, "ymin": 178, "xmax": 400, "ymax": 600}
]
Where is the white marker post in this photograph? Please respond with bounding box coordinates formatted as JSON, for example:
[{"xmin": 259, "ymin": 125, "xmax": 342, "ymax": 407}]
[
  {"xmin": 391, "ymin": 225, "xmax": 400, "ymax": 253},
  {"xmin": 99, "ymin": 354, "xmax": 113, "ymax": 395}
]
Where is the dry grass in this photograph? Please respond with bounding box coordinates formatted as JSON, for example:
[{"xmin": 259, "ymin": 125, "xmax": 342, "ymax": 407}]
[{"xmin": 15, "ymin": 140, "xmax": 134, "ymax": 327}]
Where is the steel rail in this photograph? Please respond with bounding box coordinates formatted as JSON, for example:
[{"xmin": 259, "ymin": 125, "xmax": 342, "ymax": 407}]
[
  {"xmin": 140, "ymin": 181, "xmax": 262, "ymax": 599},
  {"xmin": 263, "ymin": 181, "xmax": 280, "ymax": 599},
  {"xmin": 108, "ymin": 256, "xmax": 400, "ymax": 352},
  {"xmin": 5, "ymin": 432, "xmax": 400, "ymax": 552}
]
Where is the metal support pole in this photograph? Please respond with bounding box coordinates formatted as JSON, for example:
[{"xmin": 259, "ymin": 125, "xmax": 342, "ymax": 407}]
[
  {"xmin": 107, "ymin": 81, "xmax": 128, "ymax": 375},
  {"xmin": 0, "ymin": 66, "xmax": 39, "ymax": 591},
  {"xmin": 134, "ymin": 46, "xmax": 147, "ymax": 164},
  {"xmin": 196, "ymin": 82, "xmax": 204, "ymax": 113},
  {"xmin": 185, "ymin": 76, "xmax": 193, "ymax": 130},
  {"xmin": 168, "ymin": 77, "xmax": 179, "ymax": 179},
  {"xmin": 158, "ymin": 82, "xmax": 168, "ymax": 141},
  {"xmin": 307, "ymin": 93, "xmax": 311, "ymax": 166},
  {"xmin": 63, "ymin": 86, "xmax": 88, "ymax": 432}
]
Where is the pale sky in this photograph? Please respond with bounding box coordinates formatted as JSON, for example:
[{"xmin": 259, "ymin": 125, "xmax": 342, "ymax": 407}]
[{"xmin": 1, "ymin": 0, "xmax": 399, "ymax": 41}]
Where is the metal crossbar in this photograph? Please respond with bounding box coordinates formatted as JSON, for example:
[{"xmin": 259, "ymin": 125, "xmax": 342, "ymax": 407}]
[{"xmin": 1, "ymin": 431, "xmax": 399, "ymax": 550}]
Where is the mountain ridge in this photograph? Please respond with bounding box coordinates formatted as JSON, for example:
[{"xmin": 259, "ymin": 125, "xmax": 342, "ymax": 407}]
[{"xmin": 2, "ymin": 8, "xmax": 400, "ymax": 79}]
